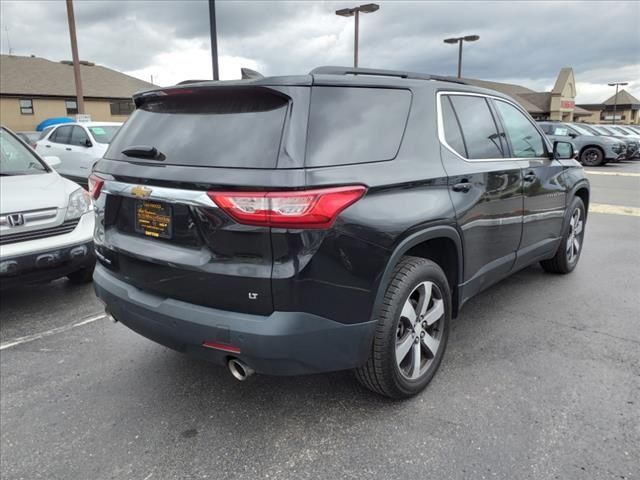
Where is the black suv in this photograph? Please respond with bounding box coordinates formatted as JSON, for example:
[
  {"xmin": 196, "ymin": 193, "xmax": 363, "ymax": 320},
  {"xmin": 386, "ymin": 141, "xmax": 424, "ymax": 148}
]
[{"xmin": 91, "ymin": 67, "xmax": 589, "ymax": 398}]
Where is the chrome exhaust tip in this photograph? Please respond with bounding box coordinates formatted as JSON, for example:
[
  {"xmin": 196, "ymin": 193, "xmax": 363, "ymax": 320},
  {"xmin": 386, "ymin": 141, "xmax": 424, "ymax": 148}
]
[{"xmin": 228, "ymin": 358, "xmax": 254, "ymax": 381}]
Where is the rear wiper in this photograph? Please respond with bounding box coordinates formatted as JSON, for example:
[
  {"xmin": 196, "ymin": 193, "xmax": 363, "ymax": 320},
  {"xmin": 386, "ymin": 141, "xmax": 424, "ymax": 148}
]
[{"xmin": 121, "ymin": 145, "xmax": 164, "ymax": 160}]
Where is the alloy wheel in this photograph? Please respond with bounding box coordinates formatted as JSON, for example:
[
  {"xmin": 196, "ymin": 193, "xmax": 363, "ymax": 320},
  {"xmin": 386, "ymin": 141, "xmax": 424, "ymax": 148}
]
[
  {"xmin": 566, "ymin": 207, "xmax": 583, "ymax": 265},
  {"xmin": 395, "ymin": 281, "xmax": 445, "ymax": 380}
]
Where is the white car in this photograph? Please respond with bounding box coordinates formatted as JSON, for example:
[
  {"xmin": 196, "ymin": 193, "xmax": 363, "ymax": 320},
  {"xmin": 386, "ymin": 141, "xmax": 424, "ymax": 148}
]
[
  {"xmin": 35, "ymin": 121, "xmax": 121, "ymax": 184},
  {"xmin": 0, "ymin": 126, "xmax": 95, "ymax": 288}
]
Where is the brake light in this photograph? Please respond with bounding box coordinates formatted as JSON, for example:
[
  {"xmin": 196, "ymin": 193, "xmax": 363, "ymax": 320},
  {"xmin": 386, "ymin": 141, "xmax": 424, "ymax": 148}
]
[
  {"xmin": 208, "ymin": 186, "xmax": 366, "ymax": 229},
  {"xmin": 88, "ymin": 174, "xmax": 104, "ymax": 200}
]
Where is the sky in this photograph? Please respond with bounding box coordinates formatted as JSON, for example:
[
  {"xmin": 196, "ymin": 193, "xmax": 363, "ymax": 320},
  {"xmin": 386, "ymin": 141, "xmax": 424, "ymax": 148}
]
[{"xmin": 0, "ymin": 0, "xmax": 638, "ymax": 103}]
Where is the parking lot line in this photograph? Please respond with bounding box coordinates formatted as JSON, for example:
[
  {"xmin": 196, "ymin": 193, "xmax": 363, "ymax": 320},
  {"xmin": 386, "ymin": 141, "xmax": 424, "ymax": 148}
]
[
  {"xmin": 590, "ymin": 203, "xmax": 640, "ymax": 217},
  {"xmin": 584, "ymin": 170, "xmax": 640, "ymax": 177},
  {"xmin": 0, "ymin": 313, "xmax": 107, "ymax": 351}
]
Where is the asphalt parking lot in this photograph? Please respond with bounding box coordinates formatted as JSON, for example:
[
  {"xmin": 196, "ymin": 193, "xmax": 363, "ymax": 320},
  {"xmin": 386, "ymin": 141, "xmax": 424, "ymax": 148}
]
[{"xmin": 1, "ymin": 162, "xmax": 639, "ymax": 480}]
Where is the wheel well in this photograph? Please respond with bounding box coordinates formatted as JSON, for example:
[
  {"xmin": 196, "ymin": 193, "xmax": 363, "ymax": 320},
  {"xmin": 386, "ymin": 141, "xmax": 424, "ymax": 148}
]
[
  {"xmin": 575, "ymin": 187, "xmax": 590, "ymax": 215},
  {"xmin": 405, "ymin": 237, "xmax": 460, "ymax": 317}
]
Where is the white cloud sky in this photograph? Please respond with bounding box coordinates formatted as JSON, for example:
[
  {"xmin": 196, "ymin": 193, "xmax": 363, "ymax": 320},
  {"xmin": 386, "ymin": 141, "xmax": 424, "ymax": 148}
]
[{"xmin": 0, "ymin": 0, "xmax": 638, "ymax": 103}]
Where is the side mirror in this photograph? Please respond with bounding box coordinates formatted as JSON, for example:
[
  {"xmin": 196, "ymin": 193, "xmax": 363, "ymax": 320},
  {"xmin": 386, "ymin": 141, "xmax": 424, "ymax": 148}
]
[
  {"xmin": 568, "ymin": 132, "xmax": 577, "ymax": 139},
  {"xmin": 84, "ymin": 139, "xmax": 93, "ymax": 148},
  {"xmin": 43, "ymin": 155, "xmax": 61, "ymax": 167},
  {"xmin": 553, "ymin": 141, "xmax": 574, "ymax": 160}
]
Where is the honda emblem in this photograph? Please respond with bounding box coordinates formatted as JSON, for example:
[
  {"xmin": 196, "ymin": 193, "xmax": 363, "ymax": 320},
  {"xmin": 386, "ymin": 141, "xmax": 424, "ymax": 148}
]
[{"xmin": 7, "ymin": 213, "xmax": 25, "ymax": 227}]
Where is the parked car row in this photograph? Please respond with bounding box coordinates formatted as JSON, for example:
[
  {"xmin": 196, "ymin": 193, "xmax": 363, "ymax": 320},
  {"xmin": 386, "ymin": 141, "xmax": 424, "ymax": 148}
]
[{"xmin": 538, "ymin": 121, "xmax": 639, "ymax": 166}]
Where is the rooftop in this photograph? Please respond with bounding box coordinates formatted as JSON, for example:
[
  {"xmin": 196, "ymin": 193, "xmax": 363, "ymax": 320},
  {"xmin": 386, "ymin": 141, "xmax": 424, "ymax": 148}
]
[
  {"xmin": 0, "ymin": 54, "xmax": 155, "ymax": 99},
  {"xmin": 602, "ymin": 89, "xmax": 640, "ymax": 106}
]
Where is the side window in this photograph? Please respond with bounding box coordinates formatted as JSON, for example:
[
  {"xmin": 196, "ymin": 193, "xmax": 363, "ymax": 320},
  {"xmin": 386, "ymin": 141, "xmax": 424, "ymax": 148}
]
[
  {"xmin": 539, "ymin": 124, "xmax": 552, "ymax": 134},
  {"xmin": 50, "ymin": 126, "xmax": 72, "ymax": 144},
  {"xmin": 70, "ymin": 126, "xmax": 90, "ymax": 146},
  {"xmin": 494, "ymin": 100, "xmax": 546, "ymax": 158},
  {"xmin": 449, "ymin": 95, "xmax": 504, "ymax": 159},
  {"xmin": 441, "ymin": 96, "xmax": 467, "ymax": 157}
]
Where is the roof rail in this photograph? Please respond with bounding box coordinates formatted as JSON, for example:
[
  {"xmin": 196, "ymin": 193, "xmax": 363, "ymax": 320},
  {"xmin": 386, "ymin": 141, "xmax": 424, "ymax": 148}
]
[{"xmin": 309, "ymin": 66, "xmax": 467, "ymax": 85}]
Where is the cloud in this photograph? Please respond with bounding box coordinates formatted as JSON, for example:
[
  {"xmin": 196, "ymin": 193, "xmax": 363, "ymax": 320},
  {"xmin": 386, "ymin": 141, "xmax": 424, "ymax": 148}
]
[{"xmin": 1, "ymin": 0, "xmax": 638, "ymax": 103}]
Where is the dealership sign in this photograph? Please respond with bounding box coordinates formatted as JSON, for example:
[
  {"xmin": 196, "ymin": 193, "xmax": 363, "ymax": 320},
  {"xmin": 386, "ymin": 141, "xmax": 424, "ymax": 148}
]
[{"xmin": 560, "ymin": 100, "xmax": 575, "ymax": 109}]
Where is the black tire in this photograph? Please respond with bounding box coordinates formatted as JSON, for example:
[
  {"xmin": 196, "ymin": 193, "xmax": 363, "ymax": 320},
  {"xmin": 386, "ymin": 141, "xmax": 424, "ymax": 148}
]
[
  {"xmin": 67, "ymin": 265, "xmax": 95, "ymax": 284},
  {"xmin": 580, "ymin": 147, "xmax": 604, "ymax": 166},
  {"xmin": 540, "ymin": 196, "xmax": 586, "ymax": 274},
  {"xmin": 355, "ymin": 256, "xmax": 451, "ymax": 399}
]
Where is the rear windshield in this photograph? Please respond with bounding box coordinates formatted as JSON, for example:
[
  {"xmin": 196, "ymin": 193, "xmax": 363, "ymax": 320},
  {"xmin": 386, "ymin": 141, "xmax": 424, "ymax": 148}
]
[
  {"xmin": 105, "ymin": 87, "xmax": 289, "ymax": 169},
  {"xmin": 306, "ymin": 87, "xmax": 412, "ymax": 167}
]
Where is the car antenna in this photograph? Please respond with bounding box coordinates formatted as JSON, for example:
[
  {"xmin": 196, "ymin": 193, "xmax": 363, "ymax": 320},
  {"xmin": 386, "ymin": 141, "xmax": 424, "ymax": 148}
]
[{"xmin": 241, "ymin": 68, "xmax": 263, "ymax": 80}]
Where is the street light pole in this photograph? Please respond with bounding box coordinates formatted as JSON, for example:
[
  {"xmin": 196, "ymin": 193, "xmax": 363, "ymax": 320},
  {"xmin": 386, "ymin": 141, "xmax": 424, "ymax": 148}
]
[
  {"xmin": 444, "ymin": 34, "xmax": 480, "ymax": 79},
  {"xmin": 209, "ymin": 0, "xmax": 219, "ymax": 80},
  {"xmin": 336, "ymin": 3, "xmax": 379, "ymax": 68},
  {"xmin": 607, "ymin": 82, "xmax": 628, "ymax": 125},
  {"xmin": 354, "ymin": 9, "xmax": 359, "ymax": 68},
  {"xmin": 457, "ymin": 40, "xmax": 463, "ymax": 79}
]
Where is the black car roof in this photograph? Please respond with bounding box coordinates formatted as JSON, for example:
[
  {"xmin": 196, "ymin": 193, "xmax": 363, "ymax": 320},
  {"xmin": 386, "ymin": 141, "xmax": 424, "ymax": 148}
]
[{"xmin": 133, "ymin": 66, "xmax": 517, "ymax": 105}]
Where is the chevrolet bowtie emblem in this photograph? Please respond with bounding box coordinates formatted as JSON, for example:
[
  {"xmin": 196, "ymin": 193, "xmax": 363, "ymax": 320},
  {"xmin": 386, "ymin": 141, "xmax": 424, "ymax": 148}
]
[{"xmin": 131, "ymin": 185, "xmax": 152, "ymax": 198}]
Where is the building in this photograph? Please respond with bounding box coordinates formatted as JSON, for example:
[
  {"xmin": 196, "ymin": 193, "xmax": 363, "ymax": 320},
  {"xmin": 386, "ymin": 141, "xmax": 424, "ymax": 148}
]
[
  {"xmin": 577, "ymin": 90, "xmax": 640, "ymax": 125},
  {"xmin": 0, "ymin": 54, "xmax": 155, "ymax": 131},
  {"xmin": 464, "ymin": 67, "xmax": 592, "ymax": 122}
]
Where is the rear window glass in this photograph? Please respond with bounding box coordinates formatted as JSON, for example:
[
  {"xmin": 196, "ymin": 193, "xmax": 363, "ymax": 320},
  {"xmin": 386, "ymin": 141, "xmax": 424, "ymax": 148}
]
[
  {"xmin": 305, "ymin": 87, "xmax": 411, "ymax": 167},
  {"xmin": 105, "ymin": 87, "xmax": 289, "ymax": 168}
]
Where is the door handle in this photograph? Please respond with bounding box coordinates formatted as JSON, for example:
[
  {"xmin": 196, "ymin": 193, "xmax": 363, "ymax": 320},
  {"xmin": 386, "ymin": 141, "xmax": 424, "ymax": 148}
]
[
  {"xmin": 452, "ymin": 180, "xmax": 472, "ymax": 192},
  {"xmin": 45, "ymin": 145, "xmax": 51, "ymax": 148},
  {"xmin": 524, "ymin": 172, "xmax": 537, "ymax": 182},
  {"xmin": 65, "ymin": 147, "xmax": 72, "ymax": 151}
]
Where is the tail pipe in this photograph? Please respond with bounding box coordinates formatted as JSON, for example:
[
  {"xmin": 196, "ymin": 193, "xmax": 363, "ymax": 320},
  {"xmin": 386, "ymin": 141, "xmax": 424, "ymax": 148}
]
[{"xmin": 227, "ymin": 358, "xmax": 255, "ymax": 381}]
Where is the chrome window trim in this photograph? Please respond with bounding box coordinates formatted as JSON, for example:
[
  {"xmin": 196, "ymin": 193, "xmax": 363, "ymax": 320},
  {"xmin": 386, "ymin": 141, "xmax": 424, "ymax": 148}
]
[
  {"xmin": 101, "ymin": 180, "xmax": 218, "ymax": 208},
  {"xmin": 436, "ymin": 91, "xmax": 552, "ymax": 163}
]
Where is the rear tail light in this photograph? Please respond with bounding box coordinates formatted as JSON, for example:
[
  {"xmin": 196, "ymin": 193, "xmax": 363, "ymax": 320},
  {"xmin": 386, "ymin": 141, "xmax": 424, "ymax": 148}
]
[
  {"xmin": 88, "ymin": 174, "xmax": 104, "ymax": 200},
  {"xmin": 208, "ymin": 186, "xmax": 366, "ymax": 229}
]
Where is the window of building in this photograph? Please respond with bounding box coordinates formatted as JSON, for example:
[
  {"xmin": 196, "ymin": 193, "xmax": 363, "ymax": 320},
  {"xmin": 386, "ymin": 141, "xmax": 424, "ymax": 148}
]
[
  {"xmin": 448, "ymin": 95, "xmax": 504, "ymax": 159},
  {"xmin": 110, "ymin": 101, "xmax": 135, "ymax": 116},
  {"xmin": 19, "ymin": 99, "xmax": 34, "ymax": 115},
  {"xmin": 494, "ymin": 100, "xmax": 546, "ymax": 158},
  {"xmin": 65, "ymin": 99, "xmax": 78, "ymax": 115}
]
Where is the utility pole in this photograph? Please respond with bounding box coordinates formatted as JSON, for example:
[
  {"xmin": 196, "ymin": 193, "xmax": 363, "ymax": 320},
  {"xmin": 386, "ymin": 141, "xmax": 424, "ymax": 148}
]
[
  {"xmin": 209, "ymin": 0, "xmax": 219, "ymax": 80},
  {"xmin": 335, "ymin": 4, "xmax": 379, "ymax": 68},
  {"xmin": 65, "ymin": 0, "xmax": 85, "ymax": 114},
  {"xmin": 607, "ymin": 82, "xmax": 628, "ymax": 125}
]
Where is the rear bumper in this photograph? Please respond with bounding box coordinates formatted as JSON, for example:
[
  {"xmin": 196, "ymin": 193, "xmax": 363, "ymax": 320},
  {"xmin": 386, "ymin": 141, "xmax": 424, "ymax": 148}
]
[{"xmin": 93, "ymin": 265, "xmax": 377, "ymax": 375}]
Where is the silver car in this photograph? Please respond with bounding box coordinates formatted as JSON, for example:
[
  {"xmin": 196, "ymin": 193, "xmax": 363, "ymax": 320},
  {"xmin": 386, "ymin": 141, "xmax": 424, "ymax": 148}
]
[{"xmin": 0, "ymin": 126, "xmax": 95, "ymax": 288}]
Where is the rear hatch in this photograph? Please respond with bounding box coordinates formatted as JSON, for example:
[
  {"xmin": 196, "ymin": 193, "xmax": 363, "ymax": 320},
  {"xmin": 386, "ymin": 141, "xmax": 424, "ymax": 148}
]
[{"xmin": 93, "ymin": 83, "xmax": 310, "ymax": 315}]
